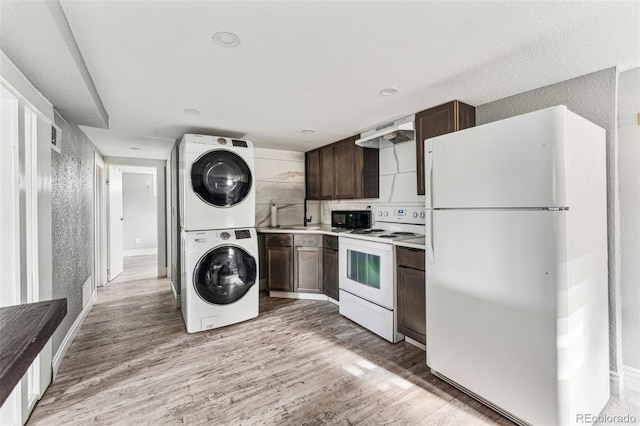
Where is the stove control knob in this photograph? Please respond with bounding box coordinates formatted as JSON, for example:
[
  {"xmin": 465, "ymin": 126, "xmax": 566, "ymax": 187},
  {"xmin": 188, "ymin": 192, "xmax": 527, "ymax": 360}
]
[
  {"xmin": 378, "ymin": 211, "xmax": 383, "ymax": 217},
  {"xmin": 420, "ymin": 212, "xmax": 425, "ymax": 219},
  {"xmin": 413, "ymin": 211, "xmax": 418, "ymax": 218},
  {"xmin": 384, "ymin": 211, "xmax": 389, "ymax": 217}
]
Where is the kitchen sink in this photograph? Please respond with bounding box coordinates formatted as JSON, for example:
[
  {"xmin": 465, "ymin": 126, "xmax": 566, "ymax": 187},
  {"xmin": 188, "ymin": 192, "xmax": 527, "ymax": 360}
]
[{"xmin": 279, "ymin": 225, "xmax": 321, "ymax": 230}]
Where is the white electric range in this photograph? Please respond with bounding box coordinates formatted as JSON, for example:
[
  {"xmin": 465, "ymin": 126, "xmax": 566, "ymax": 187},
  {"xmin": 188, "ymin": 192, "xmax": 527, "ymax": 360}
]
[{"xmin": 338, "ymin": 206, "xmax": 425, "ymax": 342}]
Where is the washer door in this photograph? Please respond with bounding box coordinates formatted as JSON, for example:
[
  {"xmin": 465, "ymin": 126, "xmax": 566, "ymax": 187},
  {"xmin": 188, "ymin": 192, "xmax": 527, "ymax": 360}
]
[
  {"xmin": 191, "ymin": 150, "xmax": 252, "ymax": 207},
  {"xmin": 193, "ymin": 245, "xmax": 257, "ymax": 305}
]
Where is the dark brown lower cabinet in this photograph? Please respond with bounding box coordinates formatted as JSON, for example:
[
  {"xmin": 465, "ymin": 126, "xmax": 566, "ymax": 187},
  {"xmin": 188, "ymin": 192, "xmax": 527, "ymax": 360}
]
[
  {"xmin": 295, "ymin": 247, "xmax": 323, "ymax": 293},
  {"xmin": 266, "ymin": 234, "xmax": 293, "ymax": 291},
  {"xmin": 323, "ymin": 236, "xmax": 339, "ymax": 300},
  {"xmin": 396, "ymin": 247, "xmax": 426, "ymax": 344},
  {"xmin": 267, "ymin": 233, "xmax": 324, "ymax": 294},
  {"xmin": 293, "ymin": 234, "xmax": 323, "ymax": 293}
]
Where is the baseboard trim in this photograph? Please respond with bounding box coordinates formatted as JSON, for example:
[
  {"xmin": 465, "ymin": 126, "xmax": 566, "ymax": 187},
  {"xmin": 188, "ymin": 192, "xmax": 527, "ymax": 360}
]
[
  {"xmin": 123, "ymin": 248, "xmax": 157, "ymax": 257},
  {"xmin": 610, "ymin": 369, "xmax": 623, "ymax": 397},
  {"xmin": 269, "ymin": 291, "xmax": 328, "ymax": 301},
  {"xmin": 327, "ymin": 296, "xmax": 339, "ymax": 306},
  {"xmin": 52, "ymin": 288, "xmax": 96, "ymax": 380},
  {"xmin": 624, "ymin": 365, "xmax": 640, "ymax": 394},
  {"xmin": 405, "ymin": 336, "xmax": 426, "ymax": 351}
]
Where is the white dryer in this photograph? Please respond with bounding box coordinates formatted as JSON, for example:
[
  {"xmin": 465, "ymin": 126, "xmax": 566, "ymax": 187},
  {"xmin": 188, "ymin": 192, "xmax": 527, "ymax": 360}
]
[
  {"xmin": 179, "ymin": 134, "xmax": 255, "ymax": 231},
  {"xmin": 181, "ymin": 227, "xmax": 259, "ymax": 333}
]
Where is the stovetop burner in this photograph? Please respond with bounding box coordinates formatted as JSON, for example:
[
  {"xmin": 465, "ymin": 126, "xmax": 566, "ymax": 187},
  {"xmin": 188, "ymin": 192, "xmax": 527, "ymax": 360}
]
[
  {"xmin": 392, "ymin": 231, "xmax": 416, "ymax": 236},
  {"xmin": 350, "ymin": 229, "xmax": 372, "ymax": 234},
  {"xmin": 379, "ymin": 234, "xmax": 398, "ymax": 238}
]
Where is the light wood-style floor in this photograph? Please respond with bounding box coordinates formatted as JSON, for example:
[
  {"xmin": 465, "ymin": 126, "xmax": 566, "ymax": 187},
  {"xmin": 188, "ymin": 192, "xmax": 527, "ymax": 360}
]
[
  {"xmin": 29, "ymin": 271, "xmax": 639, "ymax": 425},
  {"xmin": 109, "ymin": 255, "xmax": 158, "ymax": 284}
]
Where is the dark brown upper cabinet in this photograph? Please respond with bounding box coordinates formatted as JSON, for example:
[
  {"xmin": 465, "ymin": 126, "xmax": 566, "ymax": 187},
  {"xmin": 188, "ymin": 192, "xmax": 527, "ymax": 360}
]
[
  {"xmin": 305, "ymin": 136, "xmax": 379, "ymax": 200},
  {"xmin": 320, "ymin": 144, "xmax": 334, "ymax": 199},
  {"xmin": 305, "ymin": 148, "xmax": 321, "ymax": 200},
  {"xmin": 415, "ymin": 100, "xmax": 476, "ymax": 195}
]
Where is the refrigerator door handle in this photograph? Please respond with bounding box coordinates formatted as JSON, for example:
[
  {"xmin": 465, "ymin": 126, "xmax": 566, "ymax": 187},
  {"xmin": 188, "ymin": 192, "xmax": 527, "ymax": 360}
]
[
  {"xmin": 426, "ymin": 209, "xmax": 435, "ymax": 262},
  {"xmin": 425, "ymin": 139, "xmax": 433, "ymax": 206}
]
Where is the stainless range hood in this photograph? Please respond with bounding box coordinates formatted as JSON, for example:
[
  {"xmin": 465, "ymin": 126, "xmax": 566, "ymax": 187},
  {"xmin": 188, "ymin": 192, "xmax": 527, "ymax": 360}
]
[{"xmin": 355, "ymin": 115, "xmax": 415, "ymax": 149}]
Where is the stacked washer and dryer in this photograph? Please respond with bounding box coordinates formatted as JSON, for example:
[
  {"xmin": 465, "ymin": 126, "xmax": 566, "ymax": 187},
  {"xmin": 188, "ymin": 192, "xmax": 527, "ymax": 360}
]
[{"xmin": 179, "ymin": 134, "xmax": 259, "ymax": 333}]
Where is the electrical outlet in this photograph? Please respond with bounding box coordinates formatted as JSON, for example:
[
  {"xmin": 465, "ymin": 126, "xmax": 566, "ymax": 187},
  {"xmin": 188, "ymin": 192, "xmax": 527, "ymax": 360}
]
[{"xmin": 135, "ymin": 237, "xmax": 141, "ymax": 244}]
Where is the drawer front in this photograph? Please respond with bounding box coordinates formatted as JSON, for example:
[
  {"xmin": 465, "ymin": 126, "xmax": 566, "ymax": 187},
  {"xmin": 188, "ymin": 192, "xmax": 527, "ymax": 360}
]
[
  {"xmin": 265, "ymin": 233, "xmax": 293, "ymax": 247},
  {"xmin": 396, "ymin": 246, "xmax": 425, "ymax": 271},
  {"xmin": 294, "ymin": 234, "xmax": 322, "ymax": 247},
  {"xmin": 323, "ymin": 235, "xmax": 339, "ymax": 251}
]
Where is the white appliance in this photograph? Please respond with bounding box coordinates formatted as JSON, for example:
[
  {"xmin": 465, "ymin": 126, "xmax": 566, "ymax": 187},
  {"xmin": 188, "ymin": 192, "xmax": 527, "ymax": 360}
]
[
  {"xmin": 339, "ymin": 206, "xmax": 425, "ymax": 343},
  {"xmin": 181, "ymin": 227, "xmax": 259, "ymax": 333},
  {"xmin": 355, "ymin": 115, "xmax": 415, "ymax": 149},
  {"xmin": 179, "ymin": 134, "xmax": 256, "ymax": 231},
  {"xmin": 424, "ymin": 106, "xmax": 609, "ymax": 425}
]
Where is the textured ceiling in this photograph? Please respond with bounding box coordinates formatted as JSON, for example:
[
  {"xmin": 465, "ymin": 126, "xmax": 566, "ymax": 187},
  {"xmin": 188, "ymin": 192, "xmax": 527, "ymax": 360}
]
[
  {"xmin": 4, "ymin": 1, "xmax": 640, "ymax": 160},
  {"xmin": 0, "ymin": 1, "xmax": 108, "ymax": 128}
]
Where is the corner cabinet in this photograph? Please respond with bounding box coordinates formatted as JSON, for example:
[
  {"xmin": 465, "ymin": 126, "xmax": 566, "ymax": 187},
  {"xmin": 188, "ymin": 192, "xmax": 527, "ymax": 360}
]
[
  {"xmin": 266, "ymin": 233, "xmax": 324, "ymax": 294},
  {"xmin": 416, "ymin": 100, "xmax": 476, "ymax": 195},
  {"xmin": 266, "ymin": 234, "xmax": 294, "ymax": 292},
  {"xmin": 396, "ymin": 246, "xmax": 426, "ymax": 344},
  {"xmin": 293, "ymin": 234, "xmax": 323, "ymax": 293},
  {"xmin": 305, "ymin": 136, "xmax": 379, "ymax": 200}
]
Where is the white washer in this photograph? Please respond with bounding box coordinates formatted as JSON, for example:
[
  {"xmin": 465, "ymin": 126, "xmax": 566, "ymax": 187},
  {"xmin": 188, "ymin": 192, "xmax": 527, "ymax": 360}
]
[
  {"xmin": 179, "ymin": 134, "xmax": 256, "ymax": 231},
  {"xmin": 181, "ymin": 227, "xmax": 259, "ymax": 333}
]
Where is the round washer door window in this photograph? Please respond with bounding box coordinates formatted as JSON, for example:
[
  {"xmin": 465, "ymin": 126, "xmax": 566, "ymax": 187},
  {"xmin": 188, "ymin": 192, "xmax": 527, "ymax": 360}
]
[
  {"xmin": 193, "ymin": 246, "xmax": 257, "ymax": 305},
  {"xmin": 191, "ymin": 150, "xmax": 252, "ymax": 207}
]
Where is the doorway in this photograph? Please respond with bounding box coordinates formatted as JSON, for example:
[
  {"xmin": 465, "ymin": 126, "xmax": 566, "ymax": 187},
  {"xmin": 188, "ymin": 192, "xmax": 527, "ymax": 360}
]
[
  {"xmin": 94, "ymin": 154, "xmax": 107, "ymax": 289},
  {"xmin": 107, "ymin": 163, "xmax": 163, "ymax": 283}
]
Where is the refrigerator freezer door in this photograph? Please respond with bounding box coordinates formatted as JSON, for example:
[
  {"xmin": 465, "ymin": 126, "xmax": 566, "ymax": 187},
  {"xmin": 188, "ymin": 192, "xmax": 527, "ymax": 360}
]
[
  {"xmin": 426, "ymin": 209, "xmax": 563, "ymax": 425},
  {"xmin": 428, "ymin": 106, "xmax": 568, "ymax": 209}
]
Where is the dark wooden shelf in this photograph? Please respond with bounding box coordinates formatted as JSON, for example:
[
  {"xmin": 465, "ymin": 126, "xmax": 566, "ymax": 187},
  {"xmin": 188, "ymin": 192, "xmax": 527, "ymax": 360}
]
[{"xmin": 0, "ymin": 298, "xmax": 67, "ymax": 405}]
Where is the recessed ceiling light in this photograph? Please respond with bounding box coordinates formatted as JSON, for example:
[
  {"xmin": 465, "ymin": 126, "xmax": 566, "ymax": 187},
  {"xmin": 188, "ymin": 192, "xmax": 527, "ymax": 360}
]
[
  {"xmin": 130, "ymin": 147, "xmax": 141, "ymax": 150},
  {"xmin": 302, "ymin": 129, "xmax": 315, "ymax": 134},
  {"xmin": 212, "ymin": 31, "xmax": 241, "ymax": 48},
  {"xmin": 380, "ymin": 88, "xmax": 399, "ymax": 96},
  {"xmin": 184, "ymin": 108, "xmax": 200, "ymax": 115}
]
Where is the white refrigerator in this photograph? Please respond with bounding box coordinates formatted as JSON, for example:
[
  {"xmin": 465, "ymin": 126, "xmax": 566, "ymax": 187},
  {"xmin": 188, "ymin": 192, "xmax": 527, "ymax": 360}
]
[{"xmin": 424, "ymin": 106, "xmax": 610, "ymax": 425}]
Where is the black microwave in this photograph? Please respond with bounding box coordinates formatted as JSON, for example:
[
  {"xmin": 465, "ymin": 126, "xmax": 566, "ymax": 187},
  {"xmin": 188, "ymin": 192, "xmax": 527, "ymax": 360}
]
[{"xmin": 331, "ymin": 210, "xmax": 371, "ymax": 230}]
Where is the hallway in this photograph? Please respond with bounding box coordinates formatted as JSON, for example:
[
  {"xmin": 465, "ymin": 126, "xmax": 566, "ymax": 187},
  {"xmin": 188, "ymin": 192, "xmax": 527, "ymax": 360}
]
[{"xmin": 109, "ymin": 255, "xmax": 157, "ymax": 284}]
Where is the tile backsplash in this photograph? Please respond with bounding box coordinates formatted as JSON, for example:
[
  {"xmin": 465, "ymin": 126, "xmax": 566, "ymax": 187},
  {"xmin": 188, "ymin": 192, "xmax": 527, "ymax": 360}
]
[
  {"xmin": 257, "ymin": 140, "xmax": 424, "ymax": 227},
  {"xmin": 254, "ymin": 148, "xmax": 307, "ymax": 227},
  {"xmin": 319, "ymin": 140, "xmax": 425, "ymax": 224}
]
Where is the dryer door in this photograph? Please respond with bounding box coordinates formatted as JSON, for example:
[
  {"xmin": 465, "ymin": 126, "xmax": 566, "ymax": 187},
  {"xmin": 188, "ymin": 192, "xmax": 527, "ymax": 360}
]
[
  {"xmin": 191, "ymin": 150, "xmax": 252, "ymax": 207},
  {"xmin": 193, "ymin": 245, "xmax": 257, "ymax": 305}
]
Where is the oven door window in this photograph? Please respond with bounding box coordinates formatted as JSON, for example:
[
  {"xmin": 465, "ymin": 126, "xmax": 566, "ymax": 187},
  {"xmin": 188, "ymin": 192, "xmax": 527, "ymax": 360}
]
[{"xmin": 347, "ymin": 249, "xmax": 380, "ymax": 289}]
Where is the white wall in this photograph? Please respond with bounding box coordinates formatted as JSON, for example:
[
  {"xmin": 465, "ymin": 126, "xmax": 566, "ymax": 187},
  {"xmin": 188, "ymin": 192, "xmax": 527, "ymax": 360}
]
[{"xmin": 618, "ymin": 67, "xmax": 640, "ymax": 381}]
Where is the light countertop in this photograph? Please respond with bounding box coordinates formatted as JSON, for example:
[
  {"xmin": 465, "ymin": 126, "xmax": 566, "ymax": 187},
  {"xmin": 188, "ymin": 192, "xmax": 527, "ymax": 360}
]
[
  {"xmin": 393, "ymin": 237, "xmax": 426, "ymax": 250},
  {"xmin": 257, "ymin": 225, "xmax": 426, "ymax": 250}
]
